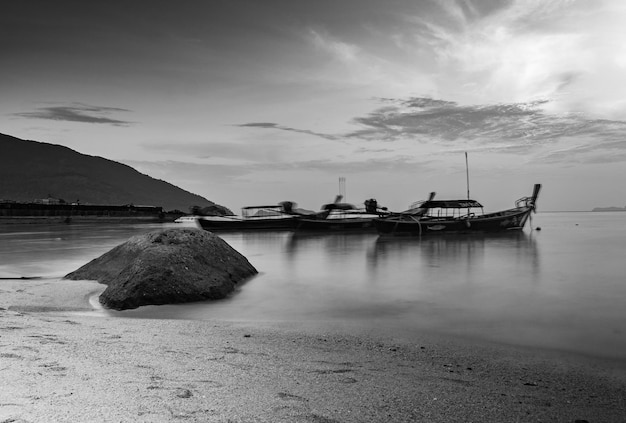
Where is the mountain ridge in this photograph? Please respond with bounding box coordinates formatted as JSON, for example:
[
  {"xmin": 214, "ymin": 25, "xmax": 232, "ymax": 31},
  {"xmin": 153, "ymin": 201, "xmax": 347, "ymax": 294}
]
[{"xmin": 1, "ymin": 133, "xmax": 223, "ymax": 212}]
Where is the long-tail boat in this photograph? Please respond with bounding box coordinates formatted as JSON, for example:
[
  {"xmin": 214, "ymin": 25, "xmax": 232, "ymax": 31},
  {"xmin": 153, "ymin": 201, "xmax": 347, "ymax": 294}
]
[
  {"xmin": 197, "ymin": 204, "xmax": 299, "ymax": 231},
  {"xmin": 294, "ymin": 196, "xmax": 389, "ymax": 232},
  {"xmin": 374, "ymin": 184, "xmax": 541, "ymax": 236}
]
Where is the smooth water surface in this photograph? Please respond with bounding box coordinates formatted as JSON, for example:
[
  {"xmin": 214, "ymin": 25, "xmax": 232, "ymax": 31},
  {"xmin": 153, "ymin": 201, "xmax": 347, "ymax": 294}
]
[{"xmin": 1, "ymin": 212, "xmax": 625, "ymax": 360}]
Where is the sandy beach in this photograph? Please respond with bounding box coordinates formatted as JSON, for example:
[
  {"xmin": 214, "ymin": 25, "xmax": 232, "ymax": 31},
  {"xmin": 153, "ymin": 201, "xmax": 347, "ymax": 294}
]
[{"xmin": 1, "ymin": 278, "xmax": 625, "ymax": 423}]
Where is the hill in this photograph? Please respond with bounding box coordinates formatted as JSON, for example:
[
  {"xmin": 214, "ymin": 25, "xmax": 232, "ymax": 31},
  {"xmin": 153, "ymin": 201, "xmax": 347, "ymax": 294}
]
[{"xmin": 0, "ymin": 133, "xmax": 225, "ymax": 212}]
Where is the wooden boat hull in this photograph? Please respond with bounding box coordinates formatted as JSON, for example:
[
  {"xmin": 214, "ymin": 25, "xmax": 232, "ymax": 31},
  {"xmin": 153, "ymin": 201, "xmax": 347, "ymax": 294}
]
[
  {"xmin": 295, "ymin": 217, "xmax": 377, "ymax": 232},
  {"xmin": 197, "ymin": 216, "xmax": 297, "ymax": 231},
  {"xmin": 374, "ymin": 206, "xmax": 534, "ymax": 236}
]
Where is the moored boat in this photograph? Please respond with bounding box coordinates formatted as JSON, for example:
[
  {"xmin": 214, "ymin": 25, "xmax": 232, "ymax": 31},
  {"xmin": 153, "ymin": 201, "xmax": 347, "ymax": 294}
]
[
  {"xmin": 197, "ymin": 204, "xmax": 298, "ymax": 231},
  {"xmin": 374, "ymin": 184, "xmax": 541, "ymax": 236},
  {"xmin": 295, "ymin": 197, "xmax": 389, "ymax": 232},
  {"xmin": 174, "ymin": 215, "xmax": 199, "ymax": 224}
]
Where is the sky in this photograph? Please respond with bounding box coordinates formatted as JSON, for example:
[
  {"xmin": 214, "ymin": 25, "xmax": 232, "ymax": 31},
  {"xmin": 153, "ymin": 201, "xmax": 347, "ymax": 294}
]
[{"xmin": 2, "ymin": 0, "xmax": 626, "ymax": 212}]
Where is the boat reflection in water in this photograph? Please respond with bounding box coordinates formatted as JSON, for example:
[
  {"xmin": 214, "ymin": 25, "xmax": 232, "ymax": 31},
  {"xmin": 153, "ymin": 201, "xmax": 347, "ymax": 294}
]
[
  {"xmin": 368, "ymin": 231, "xmax": 539, "ymax": 273},
  {"xmin": 225, "ymin": 231, "xmax": 543, "ymax": 341}
]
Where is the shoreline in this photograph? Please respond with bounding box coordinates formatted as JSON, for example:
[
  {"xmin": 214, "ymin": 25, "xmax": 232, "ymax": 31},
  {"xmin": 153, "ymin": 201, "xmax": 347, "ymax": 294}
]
[
  {"xmin": 0, "ymin": 216, "xmax": 175, "ymax": 225},
  {"xmin": 2, "ymin": 279, "xmax": 626, "ymax": 422}
]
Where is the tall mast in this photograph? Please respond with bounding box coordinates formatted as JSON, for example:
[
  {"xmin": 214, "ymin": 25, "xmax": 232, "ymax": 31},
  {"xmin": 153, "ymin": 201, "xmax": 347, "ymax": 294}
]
[{"xmin": 465, "ymin": 152, "xmax": 470, "ymax": 200}]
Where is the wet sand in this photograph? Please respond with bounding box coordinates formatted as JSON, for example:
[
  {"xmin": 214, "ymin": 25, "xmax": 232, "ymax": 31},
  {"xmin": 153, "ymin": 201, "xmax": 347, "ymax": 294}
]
[{"xmin": 1, "ymin": 279, "xmax": 625, "ymax": 422}]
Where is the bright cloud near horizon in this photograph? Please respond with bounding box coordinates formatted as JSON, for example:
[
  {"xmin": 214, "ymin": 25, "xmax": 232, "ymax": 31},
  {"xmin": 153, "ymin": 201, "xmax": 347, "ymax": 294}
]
[{"xmin": 2, "ymin": 0, "xmax": 626, "ymax": 212}]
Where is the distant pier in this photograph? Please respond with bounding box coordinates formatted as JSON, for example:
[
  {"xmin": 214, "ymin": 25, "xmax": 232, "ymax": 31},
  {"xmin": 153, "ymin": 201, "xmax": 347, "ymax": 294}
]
[{"xmin": 0, "ymin": 201, "xmax": 177, "ymax": 224}]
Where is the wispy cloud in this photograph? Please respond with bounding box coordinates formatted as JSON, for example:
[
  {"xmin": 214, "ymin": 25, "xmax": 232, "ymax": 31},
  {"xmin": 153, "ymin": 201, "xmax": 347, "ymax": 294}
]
[
  {"xmin": 302, "ymin": 27, "xmax": 400, "ymax": 89},
  {"xmin": 347, "ymin": 97, "xmax": 626, "ymax": 149},
  {"xmin": 236, "ymin": 122, "xmax": 340, "ymax": 141},
  {"xmin": 238, "ymin": 97, "xmax": 626, "ymax": 147},
  {"xmin": 124, "ymin": 160, "xmax": 244, "ymax": 185},
  {"xmin": 144, "ymin": 139, "xmax": 285, "ymax": 165},
  {"xmin": 403, "ymin": 0, "xmax": 595, "ymax": 107},
  {"xmin": 269, "ymin": 156, "xmax": 434, "ymax": 174},
  {"xmin": 308, "ymin": 28, "xmax": 361, "ymax": 63},
  {"xmin": 537, "ymin": 138, "xmax": 626, "ymax": 165},
  {"xmin": 125, "ymin": 155, "xmax": 430, "ymax": 184},
  {"xmin": 13, "ymin": 103, "xmax": 133, "ymax": 126},
  {"xmin": 237, "ymin": 96, "xmax": 626, "ymax": 165}
]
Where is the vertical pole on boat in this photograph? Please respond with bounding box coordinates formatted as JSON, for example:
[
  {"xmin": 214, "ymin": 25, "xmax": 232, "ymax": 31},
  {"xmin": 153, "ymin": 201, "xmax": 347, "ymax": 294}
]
[
  {"xmin": 339, "ymin": 177, "xmax": 346, "ymax": 202},
  {"xmin": 465, "ymin": 152, "xmax": 471, "ymax": 219},
  {"xmin": 465, "ymin": 152, "xmax": 470, "ymax": 200}
]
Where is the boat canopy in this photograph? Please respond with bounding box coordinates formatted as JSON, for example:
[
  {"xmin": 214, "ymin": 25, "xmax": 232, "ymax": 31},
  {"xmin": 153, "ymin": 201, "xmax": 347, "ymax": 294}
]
[
  {"xmin": 241, "ymin": 205, "xmax": 287, "ymax": 219},
  {"xmin": 322, "ymin": 202, "xmax": 358, "ymax": 211},
  {"xmin": 242, "ymin": 205, "xmax": 283, "ymax": 210},
  {"xmin": 420, "ymin": 200, "xmax": 483, "ymax": 209}
]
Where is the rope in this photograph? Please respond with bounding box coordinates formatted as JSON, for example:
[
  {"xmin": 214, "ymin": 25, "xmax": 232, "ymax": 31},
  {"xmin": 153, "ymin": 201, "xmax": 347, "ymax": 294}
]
[{"xmin": 409, "ymin": 215, "xmax": 422, "ymax": 236}]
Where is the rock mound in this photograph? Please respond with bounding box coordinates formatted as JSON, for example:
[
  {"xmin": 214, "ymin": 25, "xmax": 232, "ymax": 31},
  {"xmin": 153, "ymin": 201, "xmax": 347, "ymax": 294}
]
[{"xmin": 64, "ymin": 228, "xmax": 257, "ymax": 310}]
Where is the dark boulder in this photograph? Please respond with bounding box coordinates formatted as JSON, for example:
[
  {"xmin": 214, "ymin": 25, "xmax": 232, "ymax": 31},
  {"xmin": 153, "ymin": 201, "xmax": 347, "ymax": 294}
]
[{"xmin": 64, "ymin": 228, "xmax": 257, "ymax": 310}]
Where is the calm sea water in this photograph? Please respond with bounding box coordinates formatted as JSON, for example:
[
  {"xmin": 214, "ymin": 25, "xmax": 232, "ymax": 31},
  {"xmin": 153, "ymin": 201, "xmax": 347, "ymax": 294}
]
[{"xmin": 1, "ymin": 212, "xmax": 625, "ymax": 360}]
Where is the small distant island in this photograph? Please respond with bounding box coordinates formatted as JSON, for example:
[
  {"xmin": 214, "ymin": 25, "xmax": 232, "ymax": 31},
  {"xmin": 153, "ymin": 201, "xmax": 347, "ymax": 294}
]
[{"xmin": 592, "ymin": 206, "xmax": 626, "ymax": 212}]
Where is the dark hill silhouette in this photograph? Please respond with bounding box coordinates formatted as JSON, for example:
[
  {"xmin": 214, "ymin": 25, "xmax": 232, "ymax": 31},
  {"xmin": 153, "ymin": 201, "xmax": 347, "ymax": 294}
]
[{"xmin": 0, "ymin": 133, "xmax": 227, "ymax": 212}]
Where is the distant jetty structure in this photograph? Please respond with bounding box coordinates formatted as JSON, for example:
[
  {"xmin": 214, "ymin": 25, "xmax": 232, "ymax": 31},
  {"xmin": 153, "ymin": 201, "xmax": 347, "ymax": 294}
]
[{"xmin": 0, "ymin": 199, "xmax": 172, "ymax": 224}]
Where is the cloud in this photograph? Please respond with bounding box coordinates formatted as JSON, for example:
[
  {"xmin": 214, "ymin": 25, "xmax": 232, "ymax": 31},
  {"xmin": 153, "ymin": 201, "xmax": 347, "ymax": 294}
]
[
  {"xmin": 242, "ymin": 96, "xmax": 624, "ymax": 150},
  {"xmin": 145, "ymin": 139, "xmax": 284, "ymax": 165},
  {"xmin": 266, "ymin": 156, "xmax": 431, "ymax": 174},
  {"xmin": 237, "ymin": 122, "xmax": 279, "ymax": 129},
  {"xmin": 13, "ymin": 103, "xmax": 133, "ymax": 126},
  {"xmin": 536, "ymin": 137, "xmax": 626, "ymax": 165},
  {"xmin": 347, "ymin": 96, "xmax": 626, "ymax": 148},
  {"xmin": 237, "ymin": 96, "xmax": 626, "ymax": 165},
  {"xmin": 236, "ymin": 122, "xmax": 340, "ymax": 141},
  {"xmin": 126, "ymin": 155, "xmax": 429, "ymax": 184},
  {"xmin": 308, "ymin": 28, "xmax": 361, "ymax": 63},
  {"xmin": 403, "ymin": 0, "xmax": 596, "ymax": 107},
  {"xmin": 124, "ymin": 159, "xmax": 244, "ymax": 184},
  {"xmin": 301, "ymin": 27, "xmax": 404, "ymax": 89}
]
